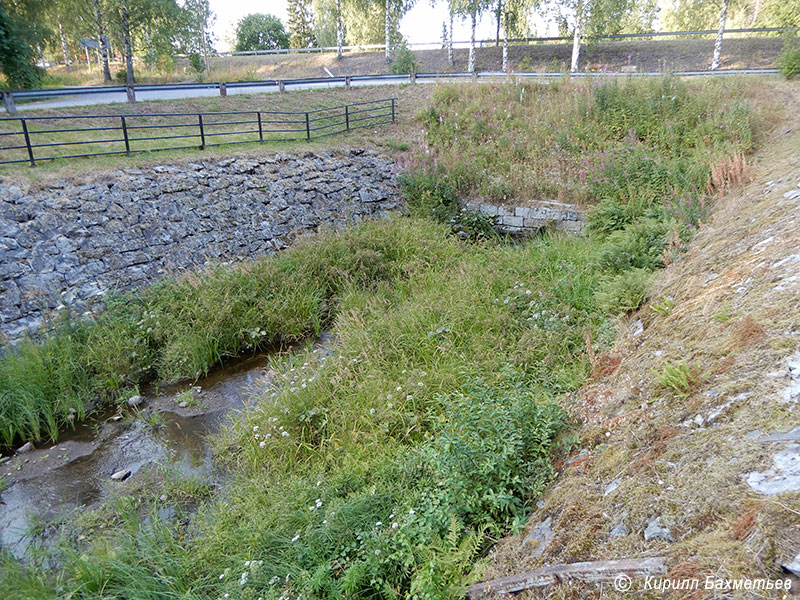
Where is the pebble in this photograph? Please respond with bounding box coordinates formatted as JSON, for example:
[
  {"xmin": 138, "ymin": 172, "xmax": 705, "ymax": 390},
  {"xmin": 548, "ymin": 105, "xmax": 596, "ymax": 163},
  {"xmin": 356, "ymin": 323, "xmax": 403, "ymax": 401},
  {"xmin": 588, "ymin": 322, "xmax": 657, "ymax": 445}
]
[
  {"xmin": 127, "ymin": 395, "xmax": 145, "ymax": 408},
  {"xmin": 110, "ymin": 469, "xmax": 131, "ymax": 481},
  {"xmin": 643, "ymin": 516, "xmax": 674, "ymax": 542}
]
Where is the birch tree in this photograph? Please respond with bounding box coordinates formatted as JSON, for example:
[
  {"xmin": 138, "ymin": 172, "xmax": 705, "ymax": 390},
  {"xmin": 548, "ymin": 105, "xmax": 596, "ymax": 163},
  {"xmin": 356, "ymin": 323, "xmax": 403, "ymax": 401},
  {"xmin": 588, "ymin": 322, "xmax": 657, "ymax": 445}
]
[
  {"xmin": 454, "ymin": 0, "xmax": 491, "ymax": 72},
  {"xmin": 710, "ymin": 0, "xmax": 729, "ymax": 69}
]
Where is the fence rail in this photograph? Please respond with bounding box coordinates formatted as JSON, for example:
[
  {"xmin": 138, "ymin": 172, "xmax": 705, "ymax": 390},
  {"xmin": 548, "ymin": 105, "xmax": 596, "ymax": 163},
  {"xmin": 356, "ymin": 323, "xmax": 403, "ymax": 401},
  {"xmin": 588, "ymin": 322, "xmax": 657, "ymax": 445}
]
[{"xmin": 0, "ymin": 97, "xmax": 396, "ymax": 166}]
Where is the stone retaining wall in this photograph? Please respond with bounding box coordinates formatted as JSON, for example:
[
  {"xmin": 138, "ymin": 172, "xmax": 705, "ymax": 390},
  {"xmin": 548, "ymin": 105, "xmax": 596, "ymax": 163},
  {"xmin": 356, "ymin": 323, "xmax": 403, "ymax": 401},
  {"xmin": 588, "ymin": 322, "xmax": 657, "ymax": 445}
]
[
  {"xmin": 0, "ymin": 150, "xmax": 401, "ymax": 340},
  {"xmin": 463, "ymin": 200, "xmax": 586, "ymax": 235}
]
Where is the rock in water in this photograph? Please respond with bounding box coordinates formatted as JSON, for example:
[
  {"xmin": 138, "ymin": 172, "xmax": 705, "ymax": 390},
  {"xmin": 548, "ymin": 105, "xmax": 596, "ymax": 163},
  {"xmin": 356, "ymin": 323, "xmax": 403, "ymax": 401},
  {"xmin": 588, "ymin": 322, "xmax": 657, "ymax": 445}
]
[
  {"xmin": 127, "ymin": 395, "xmax": 145, "ymax": 408},
  {"xmin": 111, "ymin": 469, "xmax": 131, "ymax": 481}
]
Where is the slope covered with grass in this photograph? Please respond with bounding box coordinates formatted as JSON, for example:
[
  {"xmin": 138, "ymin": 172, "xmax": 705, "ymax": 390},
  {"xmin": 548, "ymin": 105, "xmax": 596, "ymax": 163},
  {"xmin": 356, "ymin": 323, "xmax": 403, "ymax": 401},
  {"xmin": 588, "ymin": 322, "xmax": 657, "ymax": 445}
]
[{"xmin": 0, "ymin": 77, "xmax": 772, "ymax": 599}]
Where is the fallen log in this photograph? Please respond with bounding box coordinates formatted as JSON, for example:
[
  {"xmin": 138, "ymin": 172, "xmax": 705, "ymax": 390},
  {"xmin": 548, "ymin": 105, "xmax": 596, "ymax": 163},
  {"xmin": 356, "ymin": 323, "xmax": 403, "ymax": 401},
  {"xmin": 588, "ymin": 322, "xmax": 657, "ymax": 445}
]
[{"xmin": 467, "ymin": 557, "xmax": 667, "ymax": 598}]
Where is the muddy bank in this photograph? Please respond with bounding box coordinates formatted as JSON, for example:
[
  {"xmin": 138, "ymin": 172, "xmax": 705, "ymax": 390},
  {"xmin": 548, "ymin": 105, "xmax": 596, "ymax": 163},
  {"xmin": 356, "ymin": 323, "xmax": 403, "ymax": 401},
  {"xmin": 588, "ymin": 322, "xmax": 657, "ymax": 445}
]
[{"xmin": 0, "ymin": 351, "xmax": 279, "ymax": 559}]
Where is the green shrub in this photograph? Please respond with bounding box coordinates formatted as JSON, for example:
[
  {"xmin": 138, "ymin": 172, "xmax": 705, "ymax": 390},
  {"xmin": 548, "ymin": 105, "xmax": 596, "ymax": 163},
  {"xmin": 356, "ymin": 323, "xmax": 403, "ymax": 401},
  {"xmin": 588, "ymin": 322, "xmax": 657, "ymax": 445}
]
[
  {"xmin": 654, "ymin": 361, "xmax": 706, "ymax": 398},
  {"xmin": 595, "ymin": 268, "xmax": 652, "ymax": 315},
  {"xmin": 776, "ymin": 37, "xmax": 800, "ymax": 79},
  {"xmin": 390, "ymin": 44, "xmax": 419, "ymax": 74},
  {"xmin": 188, "ymin": 52, "xmax": 204, "ymax": 74},
  {"xmin": 398, "ymin": 170, "xmax": 458, "ymax": 222},
  {"xmin": 596, "ymin": 217, "xmax": 673, "ymax": 272}
]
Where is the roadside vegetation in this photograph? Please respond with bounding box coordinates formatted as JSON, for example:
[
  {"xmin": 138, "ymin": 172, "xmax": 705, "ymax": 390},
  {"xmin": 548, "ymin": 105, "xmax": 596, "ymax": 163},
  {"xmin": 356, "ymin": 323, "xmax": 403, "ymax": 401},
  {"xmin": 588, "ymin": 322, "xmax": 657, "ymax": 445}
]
[{"xmin": 0, "ymin": 77, "xmax": 767, "ymax": 599}]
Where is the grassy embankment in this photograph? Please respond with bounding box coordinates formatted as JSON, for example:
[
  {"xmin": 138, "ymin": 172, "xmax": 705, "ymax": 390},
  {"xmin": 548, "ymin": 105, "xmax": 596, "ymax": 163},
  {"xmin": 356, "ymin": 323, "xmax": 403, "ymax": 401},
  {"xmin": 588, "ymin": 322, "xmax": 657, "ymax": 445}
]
[{"xmin": 0, "ymin": 76, "xmax": 764, "ymax": 599}]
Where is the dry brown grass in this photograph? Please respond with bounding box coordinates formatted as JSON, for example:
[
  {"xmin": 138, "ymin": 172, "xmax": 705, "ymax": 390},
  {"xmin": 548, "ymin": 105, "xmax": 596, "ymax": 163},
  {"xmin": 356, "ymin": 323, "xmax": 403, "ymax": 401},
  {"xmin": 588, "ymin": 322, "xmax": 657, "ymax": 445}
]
[{"xmin": 477, "ymin": 79, "xmax": 800, "ymax": 600}]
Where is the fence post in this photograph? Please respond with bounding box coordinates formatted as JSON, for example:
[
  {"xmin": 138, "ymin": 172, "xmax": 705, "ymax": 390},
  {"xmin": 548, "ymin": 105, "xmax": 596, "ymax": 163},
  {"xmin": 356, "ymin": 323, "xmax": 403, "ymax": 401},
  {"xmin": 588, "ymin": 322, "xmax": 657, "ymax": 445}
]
[
  {"xmin": 121, "ymin": 116, "xmax": 131, "ymax": 156},
  {"xmin": 345, "ymin": 75, "xmax": 351, "ymax": 90},
  {"xmin": 305, "ymin": 112, "xmax": 311, "ymax": 142},
  {"xmin": 198, "ymin": 114, "xmax": 205, "ymax": 149},
  {"xmin": 390, "ymin": 99, "xmax": 396, "ymax": 124},
  {"xmin": 257, "ymin": 111, "xmax": 263, "ymax": 143},
  {"xmin": 345, "ymin": 105, "xmax": 350, "ymax": 131},
  {"xmin": 126, "ymin": 85, "xmax": 136, "ymax": 103},
  {"xmin": 20, "ymin": 118, "xmax": 35, "ymax": 167},
  {"xmin": 2, "ymin": 92, "xmax": 17, "ymax": 115},
  {"xmin": 219, "ymin": 82, "xmax": 227, "ymax": 96}
]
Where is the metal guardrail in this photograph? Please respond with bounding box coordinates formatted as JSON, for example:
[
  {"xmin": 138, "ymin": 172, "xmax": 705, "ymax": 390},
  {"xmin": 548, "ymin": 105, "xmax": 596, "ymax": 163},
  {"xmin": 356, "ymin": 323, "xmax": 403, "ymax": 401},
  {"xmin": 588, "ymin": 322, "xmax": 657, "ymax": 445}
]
[
  {"xmin": 0, "ymin": 97, "xmax": 396, "ymax": 166},
  {"xmin": 1, "ymin": 64, "xmax": 784, "ymax": 113}
]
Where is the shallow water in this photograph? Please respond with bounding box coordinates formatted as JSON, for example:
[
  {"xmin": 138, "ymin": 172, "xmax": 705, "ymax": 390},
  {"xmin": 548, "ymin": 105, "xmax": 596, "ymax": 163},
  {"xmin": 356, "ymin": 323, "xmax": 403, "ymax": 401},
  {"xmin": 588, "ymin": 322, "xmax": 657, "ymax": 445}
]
[{"xmin": 0, "ymin": 352, "xmax": 275, "ymax": 560}]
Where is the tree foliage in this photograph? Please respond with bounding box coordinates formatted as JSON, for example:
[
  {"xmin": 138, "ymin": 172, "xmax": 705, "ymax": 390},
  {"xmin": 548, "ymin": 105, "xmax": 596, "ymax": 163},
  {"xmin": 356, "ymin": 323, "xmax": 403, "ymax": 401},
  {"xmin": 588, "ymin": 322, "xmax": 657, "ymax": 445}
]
[
  {"xmin": 0, "ymin": 1, "xmax": 44, "ymax": 88},
  {"xmin": 288, "ymin": 0, "xmax": 317, "ymax": 48},
  {"xmin": 234, "ymin": 13, "xmax": 290, "ymax": 52}
]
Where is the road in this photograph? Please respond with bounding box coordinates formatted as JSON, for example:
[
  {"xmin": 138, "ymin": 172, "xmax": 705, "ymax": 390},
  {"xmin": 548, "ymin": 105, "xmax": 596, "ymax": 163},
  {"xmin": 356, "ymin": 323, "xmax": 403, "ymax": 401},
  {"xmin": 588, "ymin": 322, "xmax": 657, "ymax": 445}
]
[{"xmin": 15, "ymin": 79, "xmax": 402, "ymax": 111}]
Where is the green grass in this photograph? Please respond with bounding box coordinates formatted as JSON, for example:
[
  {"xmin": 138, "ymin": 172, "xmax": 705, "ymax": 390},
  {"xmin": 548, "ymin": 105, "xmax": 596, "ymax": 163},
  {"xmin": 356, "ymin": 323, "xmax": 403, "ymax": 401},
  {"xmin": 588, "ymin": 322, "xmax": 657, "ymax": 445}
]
[
  {"xmin": 0, "ymin": 77, "xmax": 765, "ymax": 599},
  {"xmin": 2, "ymin": 218, "xmax": 609, "ymax": 599}
]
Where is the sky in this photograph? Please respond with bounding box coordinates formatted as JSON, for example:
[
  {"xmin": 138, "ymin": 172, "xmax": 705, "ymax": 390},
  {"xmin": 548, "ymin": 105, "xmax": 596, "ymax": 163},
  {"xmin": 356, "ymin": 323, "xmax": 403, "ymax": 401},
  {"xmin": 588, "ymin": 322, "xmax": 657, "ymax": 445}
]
[{"xmin": 208, "ymin": 0, "xmax": 546, "ymax": 52}]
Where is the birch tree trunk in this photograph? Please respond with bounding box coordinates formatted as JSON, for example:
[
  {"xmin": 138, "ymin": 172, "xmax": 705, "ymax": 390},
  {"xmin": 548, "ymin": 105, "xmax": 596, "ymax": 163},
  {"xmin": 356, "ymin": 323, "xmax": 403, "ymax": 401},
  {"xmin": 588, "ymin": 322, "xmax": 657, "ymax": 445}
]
[
  {"xmin": 121, "ymin": 6, "xmax": 134, "ymax": 84},
  {"xmin": 495, "ymin": 0, "xmax": 502, "ymax": 46},
  {"xmin": 502, "ymin": 10, "xmax": 508, "ymax": 72},
  {"xmin": 711, "ymin": 0, "xmax": 729, "ymax": 70},
  {"xmin": 749, "ymin": 0, "xmax": 761, "ymax": 26},
  {"xmin": 93, "ymin": 0, "xmax": 112, "ymax": 81},
  {"xmin": 448, "ymin": 9, "xmax": 454, "ymax": 65},
  {"xmin": 385, "ymin": 0, "xmax": 391, "ymax": 64},
  {"xmin": 468, "ymin": 10, "xmax": 476, "ymax": 73},
  {"xmin": 570, "ymin": 0, "xmax": 583, "ymax": 73},
  {"xmin": 59, "ymin": 23, "xmax": 71, "ymax": 72},
  {"xmin": 336, "ymin": 0, "xmax": 343, "ymax": 58}
]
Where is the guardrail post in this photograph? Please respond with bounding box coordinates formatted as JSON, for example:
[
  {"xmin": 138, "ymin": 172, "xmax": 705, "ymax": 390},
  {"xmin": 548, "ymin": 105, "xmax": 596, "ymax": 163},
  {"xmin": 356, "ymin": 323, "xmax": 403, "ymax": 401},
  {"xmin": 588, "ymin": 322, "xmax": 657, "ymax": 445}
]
[
  {"xmin": 278, "ymin": 80, "xmax": 285, "ymax": 93},
  {"xmin": 126, "ymin": 85, "xmax": 136, "ymax": 103},
  {"xmin": 219, "ymin": 82, "xmax": 227, "ymax": 96},
  {"xmin": 257, "ymin": 111, "xmax": 263, "ymax": 143},
  {"xmin": 20, "ymin": 118, "xmax": 35, "ymax": 167},
  {"xmin": 345, "ymin": 105, "xmax": 350, "ymax": 131},
  {"xmin": 198, "ymin": 114, "xmax": 205, "ymax": 149},
  {"xmin": 345, "ymin": 75, "xmax": 351, "ymax": 90},
  {"xmin": 390, "ymin": 99, "xmax": 396, "ymax": 124},
  {"xmin": 121, "ymin": 116, "xmax": 131, "ymax": 156},
  {"xmin": 2, "ymin": 92, "xmax": 17, "ymax": 115},
  {"xmin": 305, "ymin": 112, "xmax": 311, "ymax": 142},
  {"xmin": 472, "ymin": 72, "xmax": 478, "ymax": 83},
  {"xmin": 409, "ymin": 72, "xmax": 416, "ymax": 84}
]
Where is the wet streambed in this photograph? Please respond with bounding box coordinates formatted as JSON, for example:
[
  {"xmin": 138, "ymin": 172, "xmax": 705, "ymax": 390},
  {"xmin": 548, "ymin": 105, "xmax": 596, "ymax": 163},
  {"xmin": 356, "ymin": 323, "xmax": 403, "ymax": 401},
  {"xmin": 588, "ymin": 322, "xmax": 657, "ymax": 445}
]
[{"xmin": 0, "ymin": 352, "xmax": 277, "ymax": 560}]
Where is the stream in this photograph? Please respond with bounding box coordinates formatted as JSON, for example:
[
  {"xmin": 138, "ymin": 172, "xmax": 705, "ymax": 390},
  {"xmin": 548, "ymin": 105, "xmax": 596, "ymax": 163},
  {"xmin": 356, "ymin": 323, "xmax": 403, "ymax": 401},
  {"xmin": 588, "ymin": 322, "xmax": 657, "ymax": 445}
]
[{"xmin": 0, "ymin": 349, "xmax": 290, "ymax": 560}]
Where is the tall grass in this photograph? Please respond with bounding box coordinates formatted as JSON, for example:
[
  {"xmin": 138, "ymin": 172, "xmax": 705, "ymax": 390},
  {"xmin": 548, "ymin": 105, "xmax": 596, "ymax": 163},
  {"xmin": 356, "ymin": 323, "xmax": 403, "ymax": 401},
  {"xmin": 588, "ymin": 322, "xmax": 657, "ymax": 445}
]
[
  {"xmin": 406, "ymin": 77, "xmax": 757, "ymax": 314},
  {"xmin": 0, "ymin": 77, "xmax": 763, "ymax": 599},
  {"xmin": 3, "ymin": 218, "xmax": 607, "ymax": 599},
  {"xmin": 0, "ymin": 220, "xmax": 457, "ymax": 447}
]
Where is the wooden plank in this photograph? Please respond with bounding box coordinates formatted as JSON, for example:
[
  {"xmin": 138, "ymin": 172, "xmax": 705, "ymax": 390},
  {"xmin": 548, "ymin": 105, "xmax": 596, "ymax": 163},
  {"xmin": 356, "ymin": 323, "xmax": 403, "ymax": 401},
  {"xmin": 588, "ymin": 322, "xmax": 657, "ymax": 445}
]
[{"xmin": 467, "ymin": 557, "xmax": 667, "ymax": 599}]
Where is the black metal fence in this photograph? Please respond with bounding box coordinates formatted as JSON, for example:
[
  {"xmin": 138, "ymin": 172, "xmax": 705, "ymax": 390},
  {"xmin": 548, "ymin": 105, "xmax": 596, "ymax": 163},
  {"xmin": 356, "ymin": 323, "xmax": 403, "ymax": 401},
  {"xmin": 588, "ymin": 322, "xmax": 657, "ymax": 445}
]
[{"xmin": 0, "ymin": 97, "xmax": 396, "ymax": 166}]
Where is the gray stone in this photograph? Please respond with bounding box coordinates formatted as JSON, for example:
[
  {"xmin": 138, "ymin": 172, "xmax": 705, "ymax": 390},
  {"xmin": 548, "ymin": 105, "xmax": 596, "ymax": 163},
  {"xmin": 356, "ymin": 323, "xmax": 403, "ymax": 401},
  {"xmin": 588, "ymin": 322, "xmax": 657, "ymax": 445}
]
[
  {"xmin": 757, "ymin": 427, "xmax": 800, "ymax": 442},
  {"xmin": 746, "ymin": 444, "xmax": 800, "ymax": 494},
  {"xmin": 782, "ymin": 554, "xmax": 800, "ymax": 577},
  {"xmin": 643, "ymin": 516, "xmax": 674, "ymax": 542},
  {"xmin": 523, "ymin": 516, "xmax": 554, "ymax": 558},
  {"xmin": 127, "ymin": 395, "xmax": 145, "ymax": 408},
  {"xmin": 609, "ymin": 520, "xmax": 628, "ymax": 539},
  {"xmin": 16, "ymin": 441, "xmax": 34, "ymax": 454},
  {"xmin": 603, "ymin": 478, "xmax": 621, "ymax": 496},
  {"xmin": 178, "ymin": 401, "xmax": 188, "ymax": 408},
  {"xmin": 110, "ymin": 468, "xmax": 131, "ymax": 481}
]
